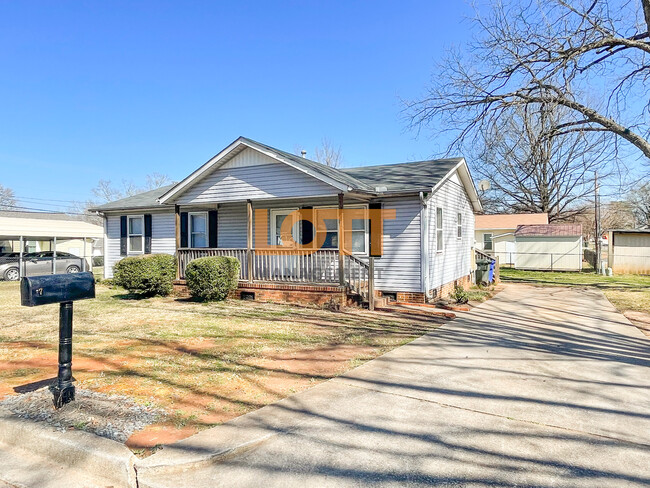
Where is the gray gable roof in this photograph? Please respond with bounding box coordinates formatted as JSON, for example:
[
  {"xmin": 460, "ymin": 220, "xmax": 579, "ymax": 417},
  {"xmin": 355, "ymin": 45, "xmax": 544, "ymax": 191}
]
[
  {"xmin": 92, "ymin": 138, "xmax": 471, "ymax": 212},
  {"xmin": 89, "ymin": 184, "xmax": 176, "ymax": 212},
  {"xmin": 239, "ymin": 137, "xmax": 374, "ymax": 192},
  {"xmin": 341, "ymin": 159, "xmax": 462, "ymax": 193}
]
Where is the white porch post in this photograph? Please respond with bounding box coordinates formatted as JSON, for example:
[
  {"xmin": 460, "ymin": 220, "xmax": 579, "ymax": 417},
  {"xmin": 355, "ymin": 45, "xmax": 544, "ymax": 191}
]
[{"xmin": 175, "ymin": 204, "xmax": 181, "ymax": 280}]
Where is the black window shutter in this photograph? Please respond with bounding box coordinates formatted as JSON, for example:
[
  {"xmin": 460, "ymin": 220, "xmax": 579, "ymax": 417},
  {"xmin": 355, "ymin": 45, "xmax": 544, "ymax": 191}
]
[
  {"xmin": 208, "ymin": 210, "xmax": 218, "ymax": 248},
  {"xmin": 144, "ymin": 214, "xmax": 152, "ymax": 254},
  {"xmin": 300, "ymin": 206, "xmax": 314, "ymax": 246},
  {"xmin": 120, "ymin": 216, "xmax": 127, "ymax": 256},
  {"xmin": 180, "ymin": 212, "xmax": 189, "ymax": 248},
  {"xmin": 369, "ymin": 202, "xmax": 383, "ymax": 257}
]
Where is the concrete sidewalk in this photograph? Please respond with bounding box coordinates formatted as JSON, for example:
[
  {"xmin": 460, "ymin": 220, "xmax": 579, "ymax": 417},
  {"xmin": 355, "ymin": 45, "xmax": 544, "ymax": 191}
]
[{"xmin": 138, "ymin": 284, "xmax": 650, "ymax": 487}]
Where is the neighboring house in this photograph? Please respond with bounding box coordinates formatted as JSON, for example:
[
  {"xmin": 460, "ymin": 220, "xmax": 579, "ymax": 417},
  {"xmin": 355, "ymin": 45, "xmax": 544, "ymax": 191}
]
[
  {"xmin": 514, "ymin": 224, "xmax": 583, "ymax": 271},
  {"xmin": 0, "ymin": 211, "xmax": 103, "ymax": 266},
  {"xmin": 607, "ymin": 229, "xmax": 650, "ymax": 274},
  {"xmin": 92, "ymin": 137, "xmax": 482, "ymax": 305},
  {"xmin": 475, "ymin": 213, "xmax": 549, "ymax": 266}
]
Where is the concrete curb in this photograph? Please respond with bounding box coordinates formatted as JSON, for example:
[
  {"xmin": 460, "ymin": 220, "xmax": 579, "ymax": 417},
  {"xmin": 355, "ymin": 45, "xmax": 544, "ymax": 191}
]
[
  {"xmin": 0, "ymin": 407, "xmax": 138, "ymax": 488},
  {"xmin": 135, "ymin": 398, "xmax": 307, "ymax": 478}
]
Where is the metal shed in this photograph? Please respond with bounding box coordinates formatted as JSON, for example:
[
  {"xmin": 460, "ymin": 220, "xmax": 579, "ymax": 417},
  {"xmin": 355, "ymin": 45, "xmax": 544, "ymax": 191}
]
[
  {"xmin": 514, "ymin": 224, "xmax": 583, "ymax": 271},
  {"xmin": 607, "ymin": 229, "xmax": 650, "ymax": 275}
]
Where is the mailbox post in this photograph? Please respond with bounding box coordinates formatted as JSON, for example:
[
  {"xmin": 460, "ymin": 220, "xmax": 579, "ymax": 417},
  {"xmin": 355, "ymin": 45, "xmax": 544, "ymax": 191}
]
[{"xmin": 21, "ymin": 272, "xmax": 95, "ymax": 408}]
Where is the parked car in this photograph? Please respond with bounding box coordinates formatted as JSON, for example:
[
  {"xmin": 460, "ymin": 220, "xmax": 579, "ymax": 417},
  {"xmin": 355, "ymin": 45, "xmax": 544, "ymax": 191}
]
[
  {"xmin": 0, "ymin": 251, "xmax": 84, "ymax": 281},
  {"xmin": 0, "ymin": 252, "xmax": 20, "ymax": 266}
]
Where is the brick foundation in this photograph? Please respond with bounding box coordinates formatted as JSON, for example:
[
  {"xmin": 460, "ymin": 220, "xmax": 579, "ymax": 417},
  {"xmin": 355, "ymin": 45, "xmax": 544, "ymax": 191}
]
[
  {"xmin": 395, "ymin": 291, "xmax": 426, "ymax": 304},
  {"xmin": 173, "ymin": 280, "xmax": 345, "ymax": 307},
  {"xmin": 426, "ymin": 274, "xmax": 472, "ymax": 302}
]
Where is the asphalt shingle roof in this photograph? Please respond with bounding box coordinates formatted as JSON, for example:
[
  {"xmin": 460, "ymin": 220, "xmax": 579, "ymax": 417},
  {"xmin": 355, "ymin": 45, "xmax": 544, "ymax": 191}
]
[
  {"xmin": 341, "ymin": 159, "xmax": 462, "ymax": 193},
  {"xmin": 91, "ymin": 138, "xmax": 466, "ymax": 212},
  {"xmin": 89, "ymin": 184, "xmax": 176, "ymax": 212}
]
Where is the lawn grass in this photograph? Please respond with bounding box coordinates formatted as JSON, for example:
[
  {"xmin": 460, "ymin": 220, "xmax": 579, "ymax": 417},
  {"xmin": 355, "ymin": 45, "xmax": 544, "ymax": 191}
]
[
  {"xmin": 0, "ymin": 281, "xmax": 447, "ymax": 447},
  {"xmin": 499, "ymin": 268, "xmax": 650, "ymax": 314}
]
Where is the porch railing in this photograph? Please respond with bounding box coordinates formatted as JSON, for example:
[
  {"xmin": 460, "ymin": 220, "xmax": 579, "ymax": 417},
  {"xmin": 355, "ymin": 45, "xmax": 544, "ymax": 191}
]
[
  {"xmin": 178, "ymin": 248, "xmax": 340, "ymax": 284},
  {"xmin": 177, "ymin": 248, "xmax": 249, "ymax": 280},
  {"xmin": 252, "ymin": 249, "xmax": 339, "ymax": 283},
  {"xmin": 344, "ymin": 254, "xmax": 370, "ymax": 300},
  {"xmin": 177, "ymin": 248, "xmax": 374, "ymax": 307}
]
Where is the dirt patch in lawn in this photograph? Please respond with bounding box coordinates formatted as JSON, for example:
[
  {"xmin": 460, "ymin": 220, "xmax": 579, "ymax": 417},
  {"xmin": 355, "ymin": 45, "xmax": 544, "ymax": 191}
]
[
  {"xmin": 0, "ymin": 282, "xmax": 449, "ymax": 452},
  {"xmin": 624, "ymin": 311, "xmax": 650, "ymax": 338}
]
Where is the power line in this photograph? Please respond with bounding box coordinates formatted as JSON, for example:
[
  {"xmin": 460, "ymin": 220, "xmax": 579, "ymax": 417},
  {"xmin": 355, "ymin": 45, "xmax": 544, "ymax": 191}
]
[{"xmin": 0, "ymin": 204, "xmax": 94, "ymax": 216}]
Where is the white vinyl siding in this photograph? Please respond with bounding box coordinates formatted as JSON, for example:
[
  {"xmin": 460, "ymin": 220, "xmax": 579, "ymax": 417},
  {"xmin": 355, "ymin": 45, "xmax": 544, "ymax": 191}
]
[
  {"xmin": 373, "ymin": 197, "xmax": 422, "ymax": 292},
  {"xmin": 175, "ymin": 149, "xmax": 337, "ymax": 205},
  {"xmin": 217, "ymin": 203, "xmax": 247, "ymax": 248},
  {"xmin": 427, "ymin": 171, "xmax": 475, "ymax": 292},
  {"xmin": 104, "ymin": 211, "xmax": 176, "ymax": 278}
]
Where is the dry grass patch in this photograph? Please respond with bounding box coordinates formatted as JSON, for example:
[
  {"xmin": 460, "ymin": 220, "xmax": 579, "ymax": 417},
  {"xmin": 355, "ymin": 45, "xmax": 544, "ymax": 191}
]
[{"xmin": 0, "ymin": 281, "xmax": 448, "ymax": 449}]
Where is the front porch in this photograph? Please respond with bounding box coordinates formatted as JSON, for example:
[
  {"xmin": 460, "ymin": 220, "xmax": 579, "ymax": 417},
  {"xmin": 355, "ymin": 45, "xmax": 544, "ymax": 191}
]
[{"xmin": 175, "ymin": 247, "xmax": 374, "ymax": 307}]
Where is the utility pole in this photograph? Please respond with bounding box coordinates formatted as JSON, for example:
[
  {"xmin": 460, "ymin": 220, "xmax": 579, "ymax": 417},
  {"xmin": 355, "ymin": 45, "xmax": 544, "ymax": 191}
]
[{"xmin": 594, "ymin": 171, "xmax": 601, "ymax": 274}]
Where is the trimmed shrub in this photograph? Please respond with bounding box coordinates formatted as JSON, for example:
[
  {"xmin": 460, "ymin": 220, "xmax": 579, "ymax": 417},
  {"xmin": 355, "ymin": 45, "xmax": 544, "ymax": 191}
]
[
  {"xmin": 113, "ymin": 254, "xmax": 176, "ymax": 296},
  {"xmin": 185, "ymin": 256, "xmax": 240, "ymax": 301}
]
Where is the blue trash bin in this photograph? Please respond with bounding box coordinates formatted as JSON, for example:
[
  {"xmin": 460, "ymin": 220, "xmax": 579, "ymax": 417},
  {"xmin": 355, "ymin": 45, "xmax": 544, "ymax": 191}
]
[{"xmin": 488, "ymin": 260, "xmax": 495, "ymax": 282}]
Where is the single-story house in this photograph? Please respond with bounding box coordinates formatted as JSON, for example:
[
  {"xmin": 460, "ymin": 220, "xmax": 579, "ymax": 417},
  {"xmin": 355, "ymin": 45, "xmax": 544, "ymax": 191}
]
[
  {"xmin": 607, "ymin": 229, "xmax": 650, "ymax": 274},
  {"xmin": 514, "ymin": 224, "xmax": 583, "ymax": 271},
  {"xmin": 474, "ymin": 213, "xmax": 549, "ymax": 266},
  {"xmin": 0, "ymin": 210, "xmax": 103, "ymax": 266},
  {"xmin": 92, "ymin": 137, "xmax": 482, "ymax": 305}
]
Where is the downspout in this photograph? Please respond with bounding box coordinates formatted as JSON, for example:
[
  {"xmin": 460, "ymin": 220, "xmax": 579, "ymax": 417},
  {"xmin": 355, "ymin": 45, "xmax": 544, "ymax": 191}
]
[{"xmin": 420, "ymin": 191, "xmax": 431, "ymax": 299}]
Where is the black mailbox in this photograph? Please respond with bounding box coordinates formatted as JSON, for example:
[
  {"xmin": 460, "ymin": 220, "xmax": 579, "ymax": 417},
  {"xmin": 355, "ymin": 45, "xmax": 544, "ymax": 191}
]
[
  {"xmin": 20, "ymin": 272, "xmax": 95, "ymax": 408},
  {"xmin": 21, "ymin": 272, "xmax": 95, "ymax": 307}
]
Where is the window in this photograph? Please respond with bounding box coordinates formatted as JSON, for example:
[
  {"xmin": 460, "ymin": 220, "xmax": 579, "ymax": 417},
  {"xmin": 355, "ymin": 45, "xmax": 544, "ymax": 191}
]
[
  {"xmin": 457, "ymin": 213, "xmax": 462, "ymax": 239},
  {"xmin": 436, "ymin": 207, "xmax": 443, "ymax": 252},
  {"xmin": 189, "ymin": 212, "xmax": 208, "ymax": 248},
  {"xmin": 128, "ymin": 216, "xmax": 144, "ymax": 253},
  {"xmin": 483, "ymin": 233, "xmax": 493, "ymax": 251},
  {"xmin": 316, "ymin": 214, "xmax": 338, "ymax": 249},
  {"xmin": 313, "ymin": 206, "xmax": 368, "ymax": 253},
  {"xmin": 270, "ymin": 209, "xmax": 300, "ymax": 246},
  {"xmin": 351, "ymin": 216, "xmax": 367, "ymax": 253}
]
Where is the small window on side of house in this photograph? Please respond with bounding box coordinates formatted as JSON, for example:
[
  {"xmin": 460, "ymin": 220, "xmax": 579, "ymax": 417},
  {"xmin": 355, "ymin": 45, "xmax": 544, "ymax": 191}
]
[
  {"xmin": 483, "ymin": 233, "xmax": 493, "ymax": 251},
  {"xmin": 457, "ymin": 213, "xmax": 462, "ymax": 239},
  {"xmin": 436, "ymin": 207, "xmax": 443, "ymax": 252}
]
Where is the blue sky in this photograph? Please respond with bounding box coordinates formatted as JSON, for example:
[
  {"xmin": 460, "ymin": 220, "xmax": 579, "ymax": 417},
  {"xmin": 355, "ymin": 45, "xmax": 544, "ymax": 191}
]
[{"xmin": 0, "ymin": 1, "xmax": 476, "ymax": 209}]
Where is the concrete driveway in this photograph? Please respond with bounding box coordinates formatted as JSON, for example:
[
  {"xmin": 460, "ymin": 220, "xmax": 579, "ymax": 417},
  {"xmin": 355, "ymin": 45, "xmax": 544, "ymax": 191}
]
[{"xmin": 126, "ymin": 284, "xmax": 650, "ymax": 486}]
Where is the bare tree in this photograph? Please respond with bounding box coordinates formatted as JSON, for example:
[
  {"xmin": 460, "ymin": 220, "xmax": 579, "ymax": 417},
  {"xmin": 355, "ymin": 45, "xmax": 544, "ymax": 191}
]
[
  {"xmin": 406, "ymin": 0, "xmax": 650, "ymax": 162},
  {"xmin": 471, "ymin": 101, "xmax": 613, "ymax": 221},
  {"xmin": 573, "ymin": 200, "xmax": 637, "ymax": 238},
  {"xmin": 71, "ymin": 173, "xmax": 173, "ymax": 215},
  {"xmin": 0, "ymin": 184, "xmax": 17, "ymax": 210},
  {"xmin": 145, "ymin": 172, "xmax": 171, "ymax": 190},
  {"xmin": 314, "ymin": 138, "xmax": 343, "ymax": 168},
  {"xmin": 627, "ymin": 181, "xmax": 650, "ymax": 225}
]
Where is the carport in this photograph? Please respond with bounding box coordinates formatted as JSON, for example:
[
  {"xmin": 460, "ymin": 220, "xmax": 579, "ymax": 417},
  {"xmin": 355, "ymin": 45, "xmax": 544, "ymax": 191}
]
[{"xmin": 0, "ymin": 211, "xmax": 103, "ymax": 280}]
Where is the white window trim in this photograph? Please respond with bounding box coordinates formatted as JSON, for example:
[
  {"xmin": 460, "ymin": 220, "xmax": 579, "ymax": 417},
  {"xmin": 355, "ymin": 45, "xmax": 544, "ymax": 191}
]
[
  {"xmin": 313, "ymin": 204, "xmax": 369, "ymax": 255},
  {"xmin": 457, "ymin": 212, "xmax": 462, "ymax": 240},
  {"xmin": 127, "ymin": 215, "xmax": 144, "ymax": 254},
  {"xmin": 270, "ymin": 208, "xmax": 299, "ymax": 247},
  {"xmin": 436, "ymin": 207, "xmax": 444, "ymax": 253},
  {"xmin": 483, "ymin": 233, "xmax": 493, "ymax": 251},
  {"xmin": 189, "ymin": 211, "xmax": 209, "ymax": 248}
]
